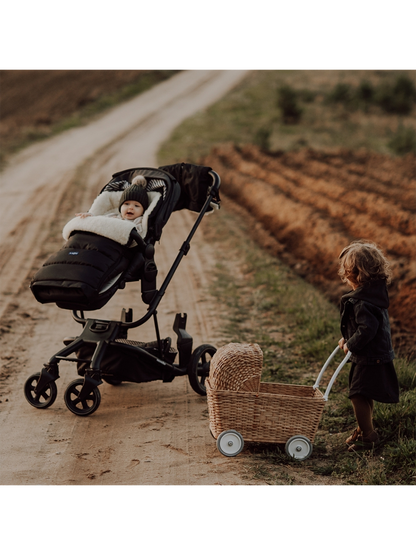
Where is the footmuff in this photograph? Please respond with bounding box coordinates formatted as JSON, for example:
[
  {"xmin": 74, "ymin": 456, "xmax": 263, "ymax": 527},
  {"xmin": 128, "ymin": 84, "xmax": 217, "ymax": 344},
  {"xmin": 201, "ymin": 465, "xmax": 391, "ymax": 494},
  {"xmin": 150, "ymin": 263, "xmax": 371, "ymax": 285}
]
[{"xmin": 30, "ymin": 231, "xmax": 141, "ymax": 311}]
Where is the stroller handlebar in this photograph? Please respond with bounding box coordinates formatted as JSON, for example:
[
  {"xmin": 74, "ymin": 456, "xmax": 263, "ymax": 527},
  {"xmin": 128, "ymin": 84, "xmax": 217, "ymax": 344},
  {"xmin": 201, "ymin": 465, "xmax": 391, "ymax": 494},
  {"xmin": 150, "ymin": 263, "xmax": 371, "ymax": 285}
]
[
  {"xmin": 208, "ymin": 170, "xmax": 221, "ymax": 195},
  {"xmin": 313, "ymin": 346, "xmax": 352, "ymax": 401}
]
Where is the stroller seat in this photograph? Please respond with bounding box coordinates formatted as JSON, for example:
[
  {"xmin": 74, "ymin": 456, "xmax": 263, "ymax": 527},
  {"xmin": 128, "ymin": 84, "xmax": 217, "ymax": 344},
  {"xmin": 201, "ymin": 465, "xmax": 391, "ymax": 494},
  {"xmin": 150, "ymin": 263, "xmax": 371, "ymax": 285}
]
[{"xmin": 30, "ymin": 169, "xmax": 173, "ymax": 311}]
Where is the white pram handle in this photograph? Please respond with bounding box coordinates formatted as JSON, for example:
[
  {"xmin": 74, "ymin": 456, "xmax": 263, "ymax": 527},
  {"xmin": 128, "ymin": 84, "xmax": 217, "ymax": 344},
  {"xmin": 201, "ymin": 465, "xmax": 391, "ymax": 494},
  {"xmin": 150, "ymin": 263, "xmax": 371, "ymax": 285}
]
[{"xmin": 313, "ymin": 346, "xmax": 352, "ymax": 401}]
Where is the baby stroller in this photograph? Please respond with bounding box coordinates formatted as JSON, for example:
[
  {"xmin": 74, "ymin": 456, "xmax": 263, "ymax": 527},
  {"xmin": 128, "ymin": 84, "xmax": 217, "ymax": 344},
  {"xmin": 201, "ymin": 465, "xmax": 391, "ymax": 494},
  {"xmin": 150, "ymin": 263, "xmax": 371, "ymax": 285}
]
[{"xmin": 24, "ymin": 163, "xmax": 220, "ymax": 416}]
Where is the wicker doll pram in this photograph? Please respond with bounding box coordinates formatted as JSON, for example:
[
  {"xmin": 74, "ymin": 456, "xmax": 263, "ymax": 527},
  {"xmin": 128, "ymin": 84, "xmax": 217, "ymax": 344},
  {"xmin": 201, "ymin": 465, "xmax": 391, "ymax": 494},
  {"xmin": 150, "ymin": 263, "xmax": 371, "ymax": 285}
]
[{"xmin": 206, "ymin": 343, "xmax": 351, "ymax": 459}]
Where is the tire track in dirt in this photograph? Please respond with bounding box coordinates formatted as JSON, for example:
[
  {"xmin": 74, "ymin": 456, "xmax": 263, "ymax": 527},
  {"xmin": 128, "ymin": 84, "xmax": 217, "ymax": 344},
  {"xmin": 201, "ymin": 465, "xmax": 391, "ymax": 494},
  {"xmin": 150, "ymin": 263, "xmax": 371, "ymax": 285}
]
[
  {"xmin": 203, "ymin": 144, "xmax": 416, "ymax": 354},
  {"xmin": 0, "ymin": 176, "xmax": 76, "ymax": 320}
]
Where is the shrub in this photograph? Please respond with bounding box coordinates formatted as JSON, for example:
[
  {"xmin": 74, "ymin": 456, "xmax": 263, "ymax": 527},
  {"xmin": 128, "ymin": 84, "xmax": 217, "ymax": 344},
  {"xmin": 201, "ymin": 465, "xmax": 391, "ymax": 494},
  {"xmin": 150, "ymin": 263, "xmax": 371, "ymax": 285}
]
[
  {"xmin": 298, "ymin": 89, "xmax": 317, "ymax": 103},
  {"xmin": 356, "ymin": 80, "xmax": 374, "ymax": 111},
  {"xmin": 388, "ymin": 125, "xmax": 416, "ymax": 155},
  {"xmin": 357, "ymin": 80, "xmax": 374, "ymax": 103},
  {"xmin": 376, "ymin": 75, "xmax": 416, "ymax": 115},
  {"xmin": 325, "ymin": 76, "xmax": 416, "ymax": 116},
  {"xmin": 254, "ymin": 126, "xmax": 272, "ymax": 150},
  {"xmin": 277, "ymin": 85, "xmax": 302, "ymax": 124},
  {"xmin": 327, "ymin": 82, "xmax": 354, "ymax": 105}
]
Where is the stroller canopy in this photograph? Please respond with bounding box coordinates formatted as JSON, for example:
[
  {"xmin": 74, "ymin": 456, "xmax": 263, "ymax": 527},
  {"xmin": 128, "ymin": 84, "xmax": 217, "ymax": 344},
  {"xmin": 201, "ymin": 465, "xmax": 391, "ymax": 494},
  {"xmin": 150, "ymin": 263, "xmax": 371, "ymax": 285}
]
[{"xmin": 159, "ymin": 163, "xmax": 220, "ymax": 213}]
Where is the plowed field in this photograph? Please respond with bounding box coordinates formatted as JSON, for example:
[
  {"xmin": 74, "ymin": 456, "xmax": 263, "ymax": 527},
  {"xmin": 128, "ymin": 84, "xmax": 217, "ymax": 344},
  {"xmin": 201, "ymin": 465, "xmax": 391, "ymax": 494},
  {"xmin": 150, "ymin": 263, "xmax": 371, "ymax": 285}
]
[{"xmin": 203, "ymin": 144, "xmax": 416, "ymax": 355}]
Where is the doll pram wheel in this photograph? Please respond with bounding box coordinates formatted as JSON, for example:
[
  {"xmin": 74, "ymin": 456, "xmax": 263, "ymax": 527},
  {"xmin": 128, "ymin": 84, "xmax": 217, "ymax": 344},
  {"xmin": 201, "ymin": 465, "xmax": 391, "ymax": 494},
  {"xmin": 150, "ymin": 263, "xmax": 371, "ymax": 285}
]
[
  {"xmin": 64, "ymin": 378, "xmax": 101, "ymax": 416},
  {"xmin": 285, "ymin": 435, "xmax": 313, "ymax": 461},
  {"xmin": 216, "ymin": 430, "xmax": 244, "ymax": 457},
  {"xmin": 188, "ymin": 344, "xmax": 216, "ymax": 396},
  {"xmin": 24, "ymin": 372, "xmax": 58, "ymax": 409}
]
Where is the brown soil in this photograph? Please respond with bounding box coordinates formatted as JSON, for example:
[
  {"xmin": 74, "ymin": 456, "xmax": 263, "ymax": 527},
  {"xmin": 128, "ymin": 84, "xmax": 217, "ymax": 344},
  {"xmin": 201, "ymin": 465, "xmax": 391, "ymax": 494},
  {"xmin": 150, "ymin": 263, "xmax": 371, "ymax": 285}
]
[{"xmin": 203, "ymin": 143, "xmax": 416, "ymax": 356}]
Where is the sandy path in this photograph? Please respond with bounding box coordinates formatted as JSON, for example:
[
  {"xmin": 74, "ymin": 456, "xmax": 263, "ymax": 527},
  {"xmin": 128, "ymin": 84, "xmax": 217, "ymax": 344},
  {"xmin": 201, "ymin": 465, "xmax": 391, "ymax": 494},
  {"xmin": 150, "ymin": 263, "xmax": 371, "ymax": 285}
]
[{"xmin": 0, "ymin": 70, "xmax": 263, "ymax": 485}]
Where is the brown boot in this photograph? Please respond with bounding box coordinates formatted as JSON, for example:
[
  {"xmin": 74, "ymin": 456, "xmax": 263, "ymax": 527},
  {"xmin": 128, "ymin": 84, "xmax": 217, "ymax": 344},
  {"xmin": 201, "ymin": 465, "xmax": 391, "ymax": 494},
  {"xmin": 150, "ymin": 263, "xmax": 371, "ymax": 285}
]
[
  {"xmin": 347, "ymin": 430, "xmax": 380, "ymax": 452},
  {"xmin": 346, "ymin": 428, "xmax": 361, "ymax": 445}
]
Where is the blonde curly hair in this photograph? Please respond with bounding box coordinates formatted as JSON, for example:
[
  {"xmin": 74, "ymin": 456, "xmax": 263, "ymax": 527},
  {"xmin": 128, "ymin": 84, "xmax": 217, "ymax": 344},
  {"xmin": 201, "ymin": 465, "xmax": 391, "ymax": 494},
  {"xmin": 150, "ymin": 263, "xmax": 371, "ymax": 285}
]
[{"xmin": 338, "ymin": 240, "xmax": 392, "ymax": 287}]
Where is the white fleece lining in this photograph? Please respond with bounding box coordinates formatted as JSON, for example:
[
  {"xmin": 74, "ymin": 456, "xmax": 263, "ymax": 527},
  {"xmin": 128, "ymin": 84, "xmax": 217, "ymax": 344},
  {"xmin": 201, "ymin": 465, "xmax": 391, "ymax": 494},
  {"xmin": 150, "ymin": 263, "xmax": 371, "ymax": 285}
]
[{"xmin": 62, "ymin": 191, "xmax": 161, "ymax": 245}]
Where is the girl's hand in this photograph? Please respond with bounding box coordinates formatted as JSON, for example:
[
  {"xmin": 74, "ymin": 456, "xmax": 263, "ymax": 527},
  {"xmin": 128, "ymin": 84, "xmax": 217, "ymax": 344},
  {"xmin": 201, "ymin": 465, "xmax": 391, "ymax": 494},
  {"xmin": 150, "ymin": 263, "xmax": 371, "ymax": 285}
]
[
  {"xmin": 75, "ymin": 212, "xmax": 91, "ymax": 218},
  {"xmin": 339, "ymin": 338, "xmax": 349, "ymax": 354}
]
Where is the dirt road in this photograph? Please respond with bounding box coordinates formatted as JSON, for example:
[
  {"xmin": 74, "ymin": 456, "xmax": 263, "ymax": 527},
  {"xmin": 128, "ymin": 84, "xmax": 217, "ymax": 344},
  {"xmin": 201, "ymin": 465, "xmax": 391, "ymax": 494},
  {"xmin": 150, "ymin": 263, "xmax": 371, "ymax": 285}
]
[{"xmin": 0, "ymin": 70, "xmax": 264, "ymax": 485}]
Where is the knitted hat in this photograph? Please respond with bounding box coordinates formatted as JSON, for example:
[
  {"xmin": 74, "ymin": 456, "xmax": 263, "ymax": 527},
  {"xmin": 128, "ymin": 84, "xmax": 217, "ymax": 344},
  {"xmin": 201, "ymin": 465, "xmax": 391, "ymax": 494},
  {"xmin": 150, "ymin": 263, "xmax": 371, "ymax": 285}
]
[{"xmin": 119, "ymin": 183, "xmax": 149, "ymax": 212}]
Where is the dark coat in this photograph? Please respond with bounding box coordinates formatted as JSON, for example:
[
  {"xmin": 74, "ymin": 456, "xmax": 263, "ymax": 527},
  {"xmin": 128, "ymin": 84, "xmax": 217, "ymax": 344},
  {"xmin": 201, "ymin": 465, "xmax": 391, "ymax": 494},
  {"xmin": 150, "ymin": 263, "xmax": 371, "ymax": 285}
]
[{"xmin": 340, "ymin": 279, "xmax": 395, "ymax": 365}]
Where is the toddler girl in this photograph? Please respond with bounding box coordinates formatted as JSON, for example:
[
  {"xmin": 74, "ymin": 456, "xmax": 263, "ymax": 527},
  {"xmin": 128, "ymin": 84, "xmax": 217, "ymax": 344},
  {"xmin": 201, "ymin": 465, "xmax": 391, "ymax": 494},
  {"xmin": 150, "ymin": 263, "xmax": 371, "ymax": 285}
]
[{"xmin": 338, "ymin": 240, "xmax": 399, "ymax": 452}]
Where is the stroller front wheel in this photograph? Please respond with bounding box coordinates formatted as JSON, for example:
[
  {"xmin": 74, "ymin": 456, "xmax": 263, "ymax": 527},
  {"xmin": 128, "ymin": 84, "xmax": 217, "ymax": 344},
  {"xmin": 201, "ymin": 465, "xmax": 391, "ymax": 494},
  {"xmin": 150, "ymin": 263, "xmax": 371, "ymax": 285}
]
[
  {"xmin": 64, "ymin": 378, "xmax": 101, "ymax": 416},
  {"xmin": 24, "ymin": 372, "xmax": 58, "ymax": 409},
  {"xmin": 188, "ymin": 344, "xmax": 216, "ymax": 396}
]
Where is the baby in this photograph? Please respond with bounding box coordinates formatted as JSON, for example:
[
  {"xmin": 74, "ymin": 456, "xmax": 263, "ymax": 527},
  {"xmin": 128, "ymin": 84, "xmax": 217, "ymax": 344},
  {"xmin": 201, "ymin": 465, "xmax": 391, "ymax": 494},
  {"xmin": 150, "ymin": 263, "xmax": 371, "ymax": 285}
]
[{"xmin": 76, "ymin": 176, "xmax": 149, "ymax": 234}]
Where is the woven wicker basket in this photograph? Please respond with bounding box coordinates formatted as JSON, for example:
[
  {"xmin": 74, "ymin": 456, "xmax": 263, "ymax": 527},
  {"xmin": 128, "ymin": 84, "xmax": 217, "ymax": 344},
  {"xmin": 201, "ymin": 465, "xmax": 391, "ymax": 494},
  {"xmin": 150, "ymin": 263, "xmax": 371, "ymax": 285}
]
[
  {"xmin": 207, "ymin": 382, "xmax": 325, "ymax": 442},
  {"xmin": 206, "ymin": 342, "xmax": 325, "ymax": 443},
  {"xmin": 209, "ymin": 342, "xmax": 263, "ymax": 392}
]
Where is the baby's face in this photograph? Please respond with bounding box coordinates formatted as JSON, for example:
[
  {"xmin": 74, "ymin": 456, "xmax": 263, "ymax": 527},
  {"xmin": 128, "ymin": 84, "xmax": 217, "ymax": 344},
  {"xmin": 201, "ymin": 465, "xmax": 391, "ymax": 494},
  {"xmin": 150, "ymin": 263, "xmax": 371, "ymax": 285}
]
[{"xmin": 120, "ymin": 200, "xmax": 144, "ymax": 220}]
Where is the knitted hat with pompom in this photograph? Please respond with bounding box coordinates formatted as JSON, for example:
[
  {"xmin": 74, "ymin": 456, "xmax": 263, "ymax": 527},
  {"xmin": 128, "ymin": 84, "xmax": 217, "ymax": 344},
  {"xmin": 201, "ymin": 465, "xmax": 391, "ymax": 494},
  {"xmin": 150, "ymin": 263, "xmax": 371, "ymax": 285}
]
[{"xmin": 119, "ymin": 178, "xmax": 149, "ymax": 212}]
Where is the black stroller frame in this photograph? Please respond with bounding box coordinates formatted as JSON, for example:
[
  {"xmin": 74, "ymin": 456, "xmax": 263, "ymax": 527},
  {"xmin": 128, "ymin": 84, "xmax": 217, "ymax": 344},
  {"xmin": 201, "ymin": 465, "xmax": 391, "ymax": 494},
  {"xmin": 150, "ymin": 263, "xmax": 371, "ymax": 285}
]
[{"xmin": 24, "ymin": 169, "xmax": 220, "ymax": 416}]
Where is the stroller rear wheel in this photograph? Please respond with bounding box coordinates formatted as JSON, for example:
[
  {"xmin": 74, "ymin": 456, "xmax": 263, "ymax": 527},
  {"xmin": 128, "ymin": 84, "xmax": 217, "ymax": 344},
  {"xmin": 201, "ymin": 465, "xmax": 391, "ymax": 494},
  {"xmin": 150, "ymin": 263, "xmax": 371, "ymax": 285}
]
[
  {"xmin": 64, "ymin": 378, "xmax": 101, "ymax": 416},
  {"xmin": 188, "ymin": 344, "xmax": 216, "ymax": 396},
  {"xmin": 24, "ymin": 372, "xmax": 58, "ymax": 409}
]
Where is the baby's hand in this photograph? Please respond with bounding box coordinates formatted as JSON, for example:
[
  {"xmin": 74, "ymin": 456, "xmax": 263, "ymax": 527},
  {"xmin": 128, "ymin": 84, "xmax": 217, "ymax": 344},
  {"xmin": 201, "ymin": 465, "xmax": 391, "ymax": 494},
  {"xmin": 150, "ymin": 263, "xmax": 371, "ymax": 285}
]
[{"xmin": 75, "ymin": 212, "xmax": 91, "ymax": 219}]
